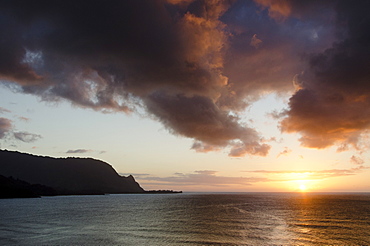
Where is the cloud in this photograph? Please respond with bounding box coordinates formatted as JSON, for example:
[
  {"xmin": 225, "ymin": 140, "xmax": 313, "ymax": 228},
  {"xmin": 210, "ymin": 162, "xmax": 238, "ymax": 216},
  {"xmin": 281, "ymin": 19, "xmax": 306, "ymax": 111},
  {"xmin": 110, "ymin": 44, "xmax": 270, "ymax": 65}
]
[
  {"xmin": 250, "ymin": 34, "xmax": 262, "ymax": 49},
  {"xmin": 350, "ymin": 155, "xmax": 364, "ymax": 166},
  {"xmin": 277, "ymin": 147, "xmax": 292, "ymax": 158},
  {"xmin": 17, "ymin": 116, "xmax": 30, "ymax": 122},
  {"xmin": 191, "ymin": 141, "xmax": 222, "ymax": 153},
  {"xmin": 244, "ymin": 165, "xmax": 369, "ymax": 181},
  {"xmin": 0, "ymin": 117, "xmax": 12, "ymax": 138},
  {"xmin": 194, "ymin": 170, "xmax": 217, "ymax": 175},
  {"xmin": 279, "ymin": 1, "xmax": 370, "ymax": 151},
  {"xmin": 138, "ymin": 170, "xmax": 268, "ymax": 188},
  {"xmin": 165, "ymin": 0, "xmax": 195, "ymax": 6},
  {"xmin": 13, "ymin": 131, "xmax": 42, "ymax": 143},
  {"xmin": 136, "ymin": 164, "xmax": 369, "ymax": 191},
  {"xmin": 0, "ymin": 107, "xmax": 11, "ymax": 114},
  {"xmin": 0, "ymin": 0, "xmax": 368, "ymax": 156},
  {"xmin": 218, "ymin": 0, "xmax": 337, "ymax": 113},
  {"xmin": 253, "ymin": 0, "xmax": 292, "ymax": 21},
  {"xmin": 253, "ymin": 0, "xmax": 336, "ymax": 21},
  {"xmin": 66, "ymin": 149, "xmax": 91, "ymax": 154},
  {"xmin": 65, "ymin": 149, "xmax": 107, "ymax": 155},
  {"xmin": 0, "ymin": 117, "xmax": 41, "ymax": 143},
  {"xmin": 146, "ymin": 92, "xmax": 270, "ymax": 156},
  {"xmin": 0, "ymin": 0, "xmax": 266, "ymax": 156}
]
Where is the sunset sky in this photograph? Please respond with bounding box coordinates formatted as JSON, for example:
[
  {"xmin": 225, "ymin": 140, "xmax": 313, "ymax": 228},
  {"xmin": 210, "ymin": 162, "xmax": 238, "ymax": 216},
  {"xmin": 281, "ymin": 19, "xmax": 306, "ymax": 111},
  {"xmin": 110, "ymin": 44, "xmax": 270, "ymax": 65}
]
[{"xmin": 0, "ymin": 0, "xmax": 369, "ymax": 192}]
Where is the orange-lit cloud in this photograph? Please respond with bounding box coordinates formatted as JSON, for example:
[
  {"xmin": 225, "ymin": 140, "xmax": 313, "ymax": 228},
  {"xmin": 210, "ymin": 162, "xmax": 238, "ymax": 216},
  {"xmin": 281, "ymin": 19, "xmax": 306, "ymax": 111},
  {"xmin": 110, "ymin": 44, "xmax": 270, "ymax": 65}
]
[
  {"xmin": 253, "ymin": 0, "xmax": 335, "ymax": 21},
  {"xmin": 166, "ymin": 0, "xmax": 195, "ymax": 5},
  {"xmin": 276, "ymin": 147, "xmax": 291, "ymax": 158},
  {"xmin": 280, "ymin": 81, "xmax": 370, "ymax": 151},
  {"xmin": 350, "ymin": 155, "xmax": 364, "ymax": 166},
  {"xmin": 253, "ymin": 0, "xmax": 291, "ymax": 21}
]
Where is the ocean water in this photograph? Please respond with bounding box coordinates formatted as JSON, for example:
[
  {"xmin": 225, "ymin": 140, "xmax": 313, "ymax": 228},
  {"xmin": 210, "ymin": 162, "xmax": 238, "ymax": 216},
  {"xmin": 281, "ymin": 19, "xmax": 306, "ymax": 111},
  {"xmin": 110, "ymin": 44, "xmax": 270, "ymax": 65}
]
[{"xmin": 0, "ymin": 193, "xmax": 369, "ymax": 245}]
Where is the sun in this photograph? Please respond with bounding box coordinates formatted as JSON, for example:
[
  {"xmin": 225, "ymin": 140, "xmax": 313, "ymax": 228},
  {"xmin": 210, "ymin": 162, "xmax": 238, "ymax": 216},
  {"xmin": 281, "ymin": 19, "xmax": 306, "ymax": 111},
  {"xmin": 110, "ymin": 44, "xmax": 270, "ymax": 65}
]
[{"xmin": 299, "ymin": 184, "xmax": 307, "ymax": 191}]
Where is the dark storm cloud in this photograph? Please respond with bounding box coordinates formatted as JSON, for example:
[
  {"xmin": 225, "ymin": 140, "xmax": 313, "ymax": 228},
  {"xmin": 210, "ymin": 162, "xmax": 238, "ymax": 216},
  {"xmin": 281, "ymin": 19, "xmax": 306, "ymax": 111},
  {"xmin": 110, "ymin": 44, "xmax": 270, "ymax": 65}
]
[
  {"xmin": 279, "ymin": 0, "xmax": 370, "ymax": 150},
  {"xmin": 0, "ymin": 0, "xmax": 230, "ymax": 100},
  {"xmin": 0, "ymin": 0, "xmax": 369, "ymax": 155},
  {"xmin": 0, "ymin": 0, "xmax": 269, "ymax": 156},
  {"xmin": 0, "ymin": 0, "xmax": 184, "ymax": 112},
  {"xmin": 145, "ymin": 91, "xmax": 270, "ymax": 156},
  {"xmin": 218, "ymin": 0, "xmax": 338, "ymax": 111}
]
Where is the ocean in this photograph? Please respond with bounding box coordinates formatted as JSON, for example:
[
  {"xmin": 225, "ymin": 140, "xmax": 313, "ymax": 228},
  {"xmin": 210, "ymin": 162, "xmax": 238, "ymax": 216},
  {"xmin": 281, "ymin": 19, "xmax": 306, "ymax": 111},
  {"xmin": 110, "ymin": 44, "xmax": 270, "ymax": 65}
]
[{"xmin": 0, "ymin": 193, "xmax": 369, "ymax": 245}]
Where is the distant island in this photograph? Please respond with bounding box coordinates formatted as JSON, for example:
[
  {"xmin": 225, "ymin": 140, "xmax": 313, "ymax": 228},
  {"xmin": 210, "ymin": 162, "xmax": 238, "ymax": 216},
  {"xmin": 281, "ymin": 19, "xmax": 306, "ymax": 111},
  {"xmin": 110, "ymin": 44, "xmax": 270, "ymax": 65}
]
[{"xmin": 0, "ymin": 150, "xmax": 181, "ymax": 198}]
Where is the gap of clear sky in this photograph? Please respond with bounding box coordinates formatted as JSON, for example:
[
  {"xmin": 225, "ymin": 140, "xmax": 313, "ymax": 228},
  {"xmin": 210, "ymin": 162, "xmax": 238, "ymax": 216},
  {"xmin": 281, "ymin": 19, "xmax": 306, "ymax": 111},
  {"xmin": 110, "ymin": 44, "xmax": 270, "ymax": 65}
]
[{"xmin": 0, "ymin": 0, "xmax": 369, "ymax": 192}]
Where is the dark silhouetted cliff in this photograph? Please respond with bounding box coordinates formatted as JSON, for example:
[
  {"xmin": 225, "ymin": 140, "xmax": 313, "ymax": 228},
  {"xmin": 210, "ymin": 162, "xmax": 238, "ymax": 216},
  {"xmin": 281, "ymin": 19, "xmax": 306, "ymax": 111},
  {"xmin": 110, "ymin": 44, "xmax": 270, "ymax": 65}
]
[{"xmin": 0, "ymin": 150, "xmax": 144, "ymax": 195}]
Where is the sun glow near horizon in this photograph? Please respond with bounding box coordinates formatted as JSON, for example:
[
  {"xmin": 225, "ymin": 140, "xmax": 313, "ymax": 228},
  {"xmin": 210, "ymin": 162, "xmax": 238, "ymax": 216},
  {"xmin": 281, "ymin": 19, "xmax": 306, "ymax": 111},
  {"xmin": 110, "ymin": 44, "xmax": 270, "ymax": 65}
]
[
  {"xmin": 297, "ymin": 180, "xmax": 309, "ymax": 192},
  {"xmin": 299, "ymin": 184, "xmax": 307, "ymax": 192},
  {"xmin": 283, "ymin": 179, "xmax": 316, "ymax": 192}
]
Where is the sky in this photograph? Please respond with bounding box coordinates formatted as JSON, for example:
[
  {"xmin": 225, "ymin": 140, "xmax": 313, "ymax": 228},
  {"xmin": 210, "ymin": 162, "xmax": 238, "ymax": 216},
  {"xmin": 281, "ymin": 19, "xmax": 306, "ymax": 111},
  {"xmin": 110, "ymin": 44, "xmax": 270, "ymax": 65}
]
[{"xmin": 0, "ymin": 0, "xmax": 369, "ymax": 192}]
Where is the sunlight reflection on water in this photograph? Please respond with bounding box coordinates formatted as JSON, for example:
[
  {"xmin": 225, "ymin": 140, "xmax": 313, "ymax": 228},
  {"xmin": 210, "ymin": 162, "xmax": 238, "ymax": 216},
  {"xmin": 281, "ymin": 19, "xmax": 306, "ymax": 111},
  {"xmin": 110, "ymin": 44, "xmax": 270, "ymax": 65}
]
[{"xmin": 0, "ymin": 193, "xmax": 369, "ymax": 245}]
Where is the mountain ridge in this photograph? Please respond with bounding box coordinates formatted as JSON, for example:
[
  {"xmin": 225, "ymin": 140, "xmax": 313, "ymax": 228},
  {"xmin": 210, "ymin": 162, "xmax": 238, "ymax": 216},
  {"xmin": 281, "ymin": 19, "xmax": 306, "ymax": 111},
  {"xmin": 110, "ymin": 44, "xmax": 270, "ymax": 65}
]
[{"xmin": 0, "ymin": 149, "xmax": 144, "ymax": 195}]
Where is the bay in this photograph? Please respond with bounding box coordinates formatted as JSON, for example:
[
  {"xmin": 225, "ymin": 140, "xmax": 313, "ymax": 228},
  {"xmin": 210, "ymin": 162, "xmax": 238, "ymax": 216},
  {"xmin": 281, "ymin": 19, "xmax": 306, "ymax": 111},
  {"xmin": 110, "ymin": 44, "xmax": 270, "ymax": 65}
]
[{"xmin": 0, "ymin": 193, "xmax": 369, "ymax": 245}]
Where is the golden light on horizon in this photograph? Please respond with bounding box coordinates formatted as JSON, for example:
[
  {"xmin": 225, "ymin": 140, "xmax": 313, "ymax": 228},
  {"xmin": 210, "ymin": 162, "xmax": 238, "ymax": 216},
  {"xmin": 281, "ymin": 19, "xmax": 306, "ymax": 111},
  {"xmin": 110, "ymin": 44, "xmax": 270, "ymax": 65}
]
[{"xmin": 283, "ymin": 179, "xmax": 316, "ymax": 192}]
